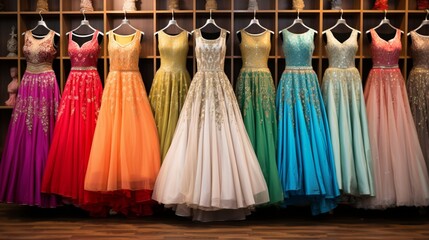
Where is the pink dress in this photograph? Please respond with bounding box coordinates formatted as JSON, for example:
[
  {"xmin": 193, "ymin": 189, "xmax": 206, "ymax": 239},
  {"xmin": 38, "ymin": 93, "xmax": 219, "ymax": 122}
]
[{"xmin": 361, "ymin": 29, "xmax": 429, "ymax": 208}]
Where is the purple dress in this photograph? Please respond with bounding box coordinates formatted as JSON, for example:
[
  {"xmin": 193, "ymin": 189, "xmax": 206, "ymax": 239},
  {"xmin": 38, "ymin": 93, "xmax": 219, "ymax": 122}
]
[{"xmin": 0, "ymin": 30, "xmax": 60, "ymax": 207}]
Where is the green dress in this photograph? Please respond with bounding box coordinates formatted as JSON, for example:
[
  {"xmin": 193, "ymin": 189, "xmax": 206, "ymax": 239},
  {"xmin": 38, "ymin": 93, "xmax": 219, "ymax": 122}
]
[
  {"xmin": 149, "ymin": 30, "xmax": 191, "ymax": 160},
  {"xmin": 235, "ymin": 30, "xmax": 283, "ymax": 204}
]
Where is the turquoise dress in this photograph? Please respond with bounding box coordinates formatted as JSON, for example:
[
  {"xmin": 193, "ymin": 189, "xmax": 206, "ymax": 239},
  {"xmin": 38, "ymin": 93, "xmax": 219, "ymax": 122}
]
[{"xmin": 276, "ymin": 30, "xmax": 340, "ymax": 215}]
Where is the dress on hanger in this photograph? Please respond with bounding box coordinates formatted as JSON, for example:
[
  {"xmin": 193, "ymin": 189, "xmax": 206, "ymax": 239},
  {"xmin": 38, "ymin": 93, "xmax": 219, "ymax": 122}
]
[
  {"xmin": 41, "ymin": 31, "xmax": 103, "ymax": 208},
  {"xmin": 84, "ymin": 31, "xmax": 161, "ymax": 216},
  {"xmin": 152, "ymin": 29, "xmax": 269, "ymax": 222},
  {"xmin": 235, "ymin": 30, "xmax": 283, "ymax": 204},
  {"xmin": 407, "ymin": 31, "xmax": 429, "ymax": 172},
  {"xmin": 149, "ymin": 30, "xmax": 190, "ymax": 160},
  {"xmin": 0, "ymin": 30, "xmax": 60, "ymax": 207},
  {"xmin": 321, "ymin": 30, "xmax": 374, "ymax": 198},
  {"xmin": 276, "ymin": 30, "xmax": 339, "ymax": 215},
  {"xmin": 359, "ymin": 29, "xmax": 429, "ymax": 208}
]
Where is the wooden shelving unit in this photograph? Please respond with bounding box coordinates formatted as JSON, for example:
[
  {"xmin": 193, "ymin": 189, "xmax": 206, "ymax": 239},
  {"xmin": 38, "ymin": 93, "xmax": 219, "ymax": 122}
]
[{"xmin": 0, "ymin": 0, "xmax": 426, "ymax": 155}]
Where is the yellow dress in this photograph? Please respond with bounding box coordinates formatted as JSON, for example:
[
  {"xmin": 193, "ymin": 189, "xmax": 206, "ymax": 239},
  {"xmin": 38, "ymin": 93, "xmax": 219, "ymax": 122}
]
[
  {"xmin": 149, "ymin": 30, "xmax": 190, "ymax": 160},
  {"xmin": 84, "ymin": 31, "xmax": 161, "ymax": 216}
]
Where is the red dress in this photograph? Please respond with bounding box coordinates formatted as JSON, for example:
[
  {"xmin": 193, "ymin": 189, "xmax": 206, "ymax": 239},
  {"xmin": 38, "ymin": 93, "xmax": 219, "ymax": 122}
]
[{"xmin": 41, "ymin": 31, "xmax": 103, "ymax": 208}]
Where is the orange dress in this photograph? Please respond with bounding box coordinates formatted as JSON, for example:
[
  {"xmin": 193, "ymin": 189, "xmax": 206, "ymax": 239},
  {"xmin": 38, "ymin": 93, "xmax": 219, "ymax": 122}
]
[{"xmin": 84, "ymin": 31, "xmax": 160, "ymax": 216}]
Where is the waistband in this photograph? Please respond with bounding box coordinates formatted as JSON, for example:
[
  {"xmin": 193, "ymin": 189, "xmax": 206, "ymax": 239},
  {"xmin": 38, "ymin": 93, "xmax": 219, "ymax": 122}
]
[
  {"xmin": 197, "ymin": 69, "xmax": 223, "ymax": 72},
  {"xmin": 327, "ymin": 66, "xmax": 357, "ymax": 70},
  {"xmin": 284, "ymin": 66, "xmax": 313, "ymax": 70},
  {"xmin": 26, "ymin": 63, "xmax": 53, "ymax": 73},
  {"xmin": 372, "ymin": 64, "xmax": 399, "ymax": 69},
  {"xmin": 71, "ymin": 66, "xmax": 97, "ymax": 71},
  {"xmin": 109, "ymin": 69, "xmax": 140, "ymax": 72}
]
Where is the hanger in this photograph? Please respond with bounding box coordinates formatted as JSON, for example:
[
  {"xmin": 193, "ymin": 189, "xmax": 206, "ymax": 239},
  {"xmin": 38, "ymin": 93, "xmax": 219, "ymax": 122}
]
[
  {"xmin": 154, "ymin": 9, "xmax": 190, "ymax": 36},
  {"xmin": 66, "ymin": 10, "xmax": 103, "ymax": 37},
  {"xmin": 279, "ymin": 9, "xmax": 317, "ymax": 34},
  {"xmin": 366, "ymin": 10, "xmax": 404, "ymax": 34},
  {"xmin": 322, "ymin": 9, "xmax": 361, "ymax": 34},
  {"xmin": 237, "ymin": 9, "xmax": 274, "ymax": 35},
  {"xmin": 107, "ymin": 10, "xmax": 144, "ymax": 36},
  {"xmin": 408, "ymin": 9, "xmax": 429, "ymax": 35},
  {"xmin": 23, "ymin": 10, "xmax": 60, "ymax": 37},
  {"xmin": 191, "ymin": 9, "xmax": 230, "ymax": 34}
]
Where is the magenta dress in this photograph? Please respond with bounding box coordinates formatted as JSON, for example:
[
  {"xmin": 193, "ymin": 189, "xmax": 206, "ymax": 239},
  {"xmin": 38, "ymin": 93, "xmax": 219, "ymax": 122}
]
[
  {"xmin": 360, "ymin": 29, "xmax": 429, "ymax": 208},
  {"xmin": 0, "ymin": 30, "xmax": 60, "ymax": 207}
]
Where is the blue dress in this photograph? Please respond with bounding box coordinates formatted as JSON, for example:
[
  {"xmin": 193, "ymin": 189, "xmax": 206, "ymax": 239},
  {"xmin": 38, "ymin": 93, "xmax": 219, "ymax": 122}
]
[{"xmin": 276, "ymin": 30, "xmax": 340, "ymax": 215}]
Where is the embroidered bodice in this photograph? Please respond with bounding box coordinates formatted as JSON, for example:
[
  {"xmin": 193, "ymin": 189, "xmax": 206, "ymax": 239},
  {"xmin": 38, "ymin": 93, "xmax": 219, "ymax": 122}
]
[
  {"xmin": 23, "ymin": 30, "xmax": 56, "ymax": 72},
  {"xmin": 282, "ymin": 30, "xmax": 314, "ymax": 68},
  {"xmin": 195, "ymin": 29, "xmax": 226, "ymax": 72},
  {"xmin": 69, "ymin": 31, "xmax": 100, "ymax": 68},
  {"xmin": 325, "ymin": 30, "xmax": 358, "ymax": 69},
  {"xmin": 240, "ymin": 30, "xmax": 270, "ymax": 69},
  {"xmin": 158, "ymin": 30, "xmax": 188, "ymax": 72},
  {"xmin": 108, "ymin": 31, "xmax": 141, "ymax": 71},
  {"xmin": 411, "ymin": 31, "xmax": 429, "ymax": 69},
  {"xmin": 370, "ymin": 29, "xmax": 401, "ymax": 67}
]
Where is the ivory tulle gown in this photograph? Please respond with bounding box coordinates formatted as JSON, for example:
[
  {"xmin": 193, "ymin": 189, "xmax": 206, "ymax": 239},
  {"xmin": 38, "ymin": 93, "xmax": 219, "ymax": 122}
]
[
  {"xmin": 149, "ymin": 30, "xmax": 191, "ymax": 160},
  {"xmin": 359, "ymin": 29, "xmax": 429, "ymax": 208},
  {"xmin": 321, "ymin": 30, "xmax": 375, "ymax": 198},
  {"xmin": 0, "ymin": 30, "xmax": 60, "ymax": 207},
  {"xmin": 84, "ymin": 31, "xmax": 161, "ymax": 216},
  {"xmin": 42, "ymin": 31, "xmax": 103, "ymax": 207},
  {"xmin": 152, "ymin": 29, "xmax": 269, "ymax": 222}
]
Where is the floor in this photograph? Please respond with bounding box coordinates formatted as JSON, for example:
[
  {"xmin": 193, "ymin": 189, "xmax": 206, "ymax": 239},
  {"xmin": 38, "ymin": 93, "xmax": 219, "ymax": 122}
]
[{"xmin": 0, "ymin": 204, "xmax": 428, "ymax": 239}]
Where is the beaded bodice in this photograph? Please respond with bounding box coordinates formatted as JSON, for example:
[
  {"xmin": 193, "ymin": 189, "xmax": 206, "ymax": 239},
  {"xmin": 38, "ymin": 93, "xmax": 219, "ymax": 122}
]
[
  {"xmin": 240, "ymin": 30, "xmax": 270, "ymax": 69},
  {"xmin": 69, "ymin": 31, "xmax": 99, "ymax": 68},
  {"xmin": 370, "ymin": 29, "xmax": 401, "ymax": 67},
  {"xmin": 108, "ymin": 31, "xmax": 141, "ymax": 71},
  {"xmin": 411, "ymin": 31, "xmax": 429, "ymax": 69},
  {"xmin": 282, "ymin": 30, "xmax": 314, "ymax": 68},
  {"xmin": 325, "ymin": 30, "xmax": 358, "ymax": 69},
  {"xmin": 23, "ymin": 30, "xmax": 56, "ymax": 72},
  {"xmin": 158, "ymin": 30, "xmax": 188, "ymax": 72},
  {"xmin": 195, "ymin": 29, "xmax": 226, "ymax": 72}
]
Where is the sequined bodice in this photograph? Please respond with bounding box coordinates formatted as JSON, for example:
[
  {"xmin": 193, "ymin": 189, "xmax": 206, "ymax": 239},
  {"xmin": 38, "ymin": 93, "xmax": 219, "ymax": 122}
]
[
  {"xmin": 158, "ymin": 30, "xmax": 188, "ymax": 71},
  {"xmin": 69, "ymin": 31, "xmax": 99, "ymax": 68},
  {"xmin": 195, "ymin": 29, "xmax": 226, "ymax": 72},
  {"xmin": 411, "ymin": 31, "xmax": 429, "ymax": 69},
  {"xmin": 240, "ymin": 30, "xmax": 270, "ymax": 69},
  {"xmin": 325, "ymin": 30, "xmax": 358, "ymax": 69},
  {"xmin": 23, "ymin": 30, "xmax": 56, "ymax": 72},
  {"xmin": 282, "ymin": 30, "xmax": 314, "ymax": 68},
  {"xmin": 371, "ymin": 29, "xmax": 401, "ymax": 67},
  {"xmin": 108, "ymin": 31, "xmax": 141, "ymax": 71}
]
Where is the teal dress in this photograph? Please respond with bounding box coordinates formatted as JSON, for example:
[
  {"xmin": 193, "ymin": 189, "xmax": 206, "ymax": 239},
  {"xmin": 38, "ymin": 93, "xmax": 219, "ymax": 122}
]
[{"xmin": 276, "ymin": 30, "xmax": 340, "ymax": 215}]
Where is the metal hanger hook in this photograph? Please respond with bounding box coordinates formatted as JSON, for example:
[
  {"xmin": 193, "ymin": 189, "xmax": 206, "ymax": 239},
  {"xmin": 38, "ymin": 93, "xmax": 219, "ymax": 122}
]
[
  {"xmin": 425, "ymin": 9, "xmax": 429, "ymax": 21},
  {"xmin": 123, "ymin": 9, "xmax": 127, "ymax": 20},
  {"xmin": 384, "ymin": 9, "xmax": 387, "ymax": 20},
  {"xmin": 209, "ymin": 9, "xmax": 213, "ymax": 20},
  {"xmin": 297, "ymin": 9, "xmax": 300, "ymax": 19},
  {"xmin": 38, "ymin": 10, "xmax": 44, "ymax": 21},
  {"xmin": 82, "ymin": 9, "xmax": 87, "ymax": 21},
  {"xmin": 171, "ymin": 9, "xmax": 174, "ymax": 21},
  {"xmin": 253, "ymin": 9, "xmax": 256, "ymax": 20},
  {"xmin": 340, "ymin": 9, "xmax": 344, "ymax": 19}
]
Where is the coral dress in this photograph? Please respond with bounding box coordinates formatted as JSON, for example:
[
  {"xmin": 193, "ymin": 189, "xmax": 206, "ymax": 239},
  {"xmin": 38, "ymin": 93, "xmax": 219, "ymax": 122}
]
[
  {"xmin": 321, "ymin": 30, "xmax": 374, "ymax": 197},
  {"xmin": 84, "ymin": 31, "xmax": 161, "ymax": 216},
  {"xmin": 0, "ymin": 30, "xmax": 60, "ymax": 207},
  {"xmin": 152, "ymin": 29, "xmax": 269, "ymax": 222},
  {"xmin": 42, "ymin": 31, "xmax": 103, "ymax": 207},
  {"xmin": 149, "ymin": 30, "xmax": 190, "ymax": 160},
  {"xmin": 360, "ymin": 29, "xmax": 429, "ymax": 208}
]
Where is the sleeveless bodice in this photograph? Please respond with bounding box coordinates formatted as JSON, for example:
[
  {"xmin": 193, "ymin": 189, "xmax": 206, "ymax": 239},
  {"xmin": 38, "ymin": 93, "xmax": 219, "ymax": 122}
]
[
  {"xmin": 195, "ymin": 29, "xmax": 226, "ymax": 72},
  {"xmin": 370, "ymin": 29, "xmax": 401, "ymax": 67},
  {"xmin": 108, "ymin": 31, "xmax": 141, "ymax": 71},
  {"xmin": 410, "ymin": 31, "xmax": 429, "ymax": 69},
  {"xmin": 158, "ymin": 30, "xmax": 188, "ymax": 72},
  {"xmin": 240, "ymin": 30, "xmax": 270, "ymax": 69},
  {"xmin": 23, "ymin": 30, "xmax": 56, "ymax": 72},
  {"xmin": 69, "ymin": 31, "xmax": 100, "ymax": 68},
  {"xmin": 325, "ymin": 30, "xmax": 358, "ymax": 69},
  {"xmin": 282, "ymin": 30, "xmax": 314, "ymax": 68}
]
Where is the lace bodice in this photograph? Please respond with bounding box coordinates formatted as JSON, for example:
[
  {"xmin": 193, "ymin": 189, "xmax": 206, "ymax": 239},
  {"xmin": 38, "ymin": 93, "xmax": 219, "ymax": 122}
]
[
  {"xmin": 158, "ymin": 30, "xmax": 188, "ymax": 72},
  {"xmin": 195, "ymin": 29, "xmax": 226, "ymax": 72},
  {"xmin": 108, "ymin": 31, "xmax": 141, "ymax": 71},
  {"xmin": 69, "ymin": 31, "xmax": 100, "ymax": 68},
  {"xmin": 282, "ymin": 30, "xmax": 314, "ymax": 68},
  {"xmin": 240, "ymin": 30, "xmax": 270, "ymax": 69},
  {"xmin": 411, "ymin": 31, "xmax": 429, "ymax": 69},
  {"xmin": 325, "ymin": 30, "xmax": 358, "ymax": 69},
  {"xmin": 370, "ymin": 29, "xmax": 401, "ymax": 67},
  {"xmin": 23, "ymin": 30, "xmax": 56, "ymax": 72}
]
